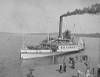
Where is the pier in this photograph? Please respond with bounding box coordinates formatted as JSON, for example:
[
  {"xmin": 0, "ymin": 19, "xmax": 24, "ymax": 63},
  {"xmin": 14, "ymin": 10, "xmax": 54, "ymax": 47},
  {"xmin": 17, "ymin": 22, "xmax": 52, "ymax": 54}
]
[{"xmin": 22, "ymin": 52, "xmax": 99, "ymax": 77}]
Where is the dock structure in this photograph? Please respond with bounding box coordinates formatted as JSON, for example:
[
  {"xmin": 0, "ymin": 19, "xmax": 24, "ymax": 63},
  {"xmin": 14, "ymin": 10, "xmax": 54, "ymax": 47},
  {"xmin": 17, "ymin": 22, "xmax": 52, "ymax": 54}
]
[{"xmin": 22, "ymin": 53, "xmax": 98, "ymax": 77}]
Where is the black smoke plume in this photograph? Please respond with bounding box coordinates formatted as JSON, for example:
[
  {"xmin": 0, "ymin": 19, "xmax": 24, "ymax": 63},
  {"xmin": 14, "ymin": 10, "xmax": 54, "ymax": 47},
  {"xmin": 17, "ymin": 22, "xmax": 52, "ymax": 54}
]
[
  {"xmin": 58, "ymin": 3, "xmax": 100, "ymax": 38},
  {"xmin": 61, "ymin": 3, "xmax": 100, "ymax": 17}
]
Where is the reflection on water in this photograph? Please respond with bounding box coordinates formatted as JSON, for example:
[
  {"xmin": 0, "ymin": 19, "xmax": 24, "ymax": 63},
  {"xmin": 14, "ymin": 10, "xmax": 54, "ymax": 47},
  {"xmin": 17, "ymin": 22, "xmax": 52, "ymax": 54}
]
[{"xmin": 21, "ymin": 37, "xmax": 100, "ymax": 71}]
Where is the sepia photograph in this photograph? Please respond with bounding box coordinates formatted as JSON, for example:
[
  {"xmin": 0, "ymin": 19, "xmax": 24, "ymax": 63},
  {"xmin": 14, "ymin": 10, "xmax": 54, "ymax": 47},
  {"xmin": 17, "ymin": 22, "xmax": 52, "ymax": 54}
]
[{"xmin": 0, "ymin": 0, "xmax": 100, "ymax": 77}]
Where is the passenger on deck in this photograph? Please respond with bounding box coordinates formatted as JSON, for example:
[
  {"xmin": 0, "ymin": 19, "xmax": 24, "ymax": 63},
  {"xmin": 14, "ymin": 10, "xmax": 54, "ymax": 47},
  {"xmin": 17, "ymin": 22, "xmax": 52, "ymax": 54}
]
[
  {"xmin": 83, "ymin": 55, "xmax": 88, "ymax": 61},
  {"xmin": 72, "ymin": 58, "xmax": 75, "ymax": 69},
  {"xmin": 58, "ymin": 64, "xmax": 63, "ymax": 73},
  {"xmin": 63, "ymin": 62, "xmax": 66, "ymax": 72},
  {"xmin": 27, "ymin": 69, "xmax": 34, "ymax": 77},
  {"xmin": 84, "ymin": 61, "xmax": 90, "ymax": 70},
  {"xmin": 85, "ymin": 68, "xmax": 91, "ymax": 77},
  {"xmin": 77, "ymin": 69, "xmax": 83, "ymax": 77},
  {"xmin": 91, "ymin": 67, "xmax": 95, "ymax": 77},
  {"xmin": 75, "ymin": 55, "xmax": 79, "ymax": 62},
  {"xmin": 69, "ymin": 57, "xmax": 75, "ymax": 69},
  {"xmin": 97, "ymin": 67, "xmax": 100, "ymax": 77},
  {"xmin": 79, "ymin": 55, "xmax": 83, "ymax": 63},
  {"xmin": 69, "ymin": 57, "xmax": 73, "ymax": 64},
  {"xmin": 58, "ymin": 63, "xmax": 67, "ymax": 73}
]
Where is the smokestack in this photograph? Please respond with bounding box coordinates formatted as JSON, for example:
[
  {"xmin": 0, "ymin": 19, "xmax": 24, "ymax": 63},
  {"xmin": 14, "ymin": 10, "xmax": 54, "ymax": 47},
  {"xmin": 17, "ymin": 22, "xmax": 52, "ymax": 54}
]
[
  {"xmin": 58, "ymin": 3, "xmax": 100, "ymax": 38},
  {"xmin": 58, "ymin": 16, "xmax": 63, "ymax": 38}
]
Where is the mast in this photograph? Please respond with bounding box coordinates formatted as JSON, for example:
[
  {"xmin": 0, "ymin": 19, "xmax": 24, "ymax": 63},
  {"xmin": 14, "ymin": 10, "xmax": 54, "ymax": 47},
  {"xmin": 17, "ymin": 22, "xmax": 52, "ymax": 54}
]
[
  {"xmin": 22, "ymin": 33, "xmax": 25, "ymax": 49},
  {"xmin": 73, "ymin": 24, "xmax": 75, "ymax": 37},
  {"xmin": 48, "ymin": 33, "xmax": 50, "ymax": 41}
]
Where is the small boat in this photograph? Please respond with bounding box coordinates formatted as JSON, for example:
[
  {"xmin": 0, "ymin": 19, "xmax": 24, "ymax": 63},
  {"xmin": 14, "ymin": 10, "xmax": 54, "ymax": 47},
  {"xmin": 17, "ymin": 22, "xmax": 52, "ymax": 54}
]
[{"xmin": 20, "ymin": 15, "xmax": 85, "ymax": 59}]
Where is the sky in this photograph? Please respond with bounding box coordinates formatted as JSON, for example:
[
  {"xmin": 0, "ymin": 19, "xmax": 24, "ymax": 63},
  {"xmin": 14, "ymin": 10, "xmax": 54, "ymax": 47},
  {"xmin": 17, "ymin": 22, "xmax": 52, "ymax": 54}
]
[{"xmin": 0, "ymin": 0, "xmax": 100, "ymax": 33}]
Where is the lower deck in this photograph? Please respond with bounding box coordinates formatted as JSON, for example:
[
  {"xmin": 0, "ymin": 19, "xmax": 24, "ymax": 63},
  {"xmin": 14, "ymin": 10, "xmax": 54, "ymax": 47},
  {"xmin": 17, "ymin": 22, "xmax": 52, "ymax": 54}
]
[{"xmin": 21, "ymin": 47, "xmax": 84, "ymax": 59}]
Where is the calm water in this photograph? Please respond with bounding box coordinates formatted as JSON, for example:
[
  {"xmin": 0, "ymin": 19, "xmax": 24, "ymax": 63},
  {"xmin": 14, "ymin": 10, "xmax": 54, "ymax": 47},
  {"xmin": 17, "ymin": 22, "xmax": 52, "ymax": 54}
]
[
  {"xmin": 0, "ymin": 34, "xmax": 100, "ymax": 77},
  {"xmin": 21, "ymin": 37, "xmax": 100, "ymax": 73}
]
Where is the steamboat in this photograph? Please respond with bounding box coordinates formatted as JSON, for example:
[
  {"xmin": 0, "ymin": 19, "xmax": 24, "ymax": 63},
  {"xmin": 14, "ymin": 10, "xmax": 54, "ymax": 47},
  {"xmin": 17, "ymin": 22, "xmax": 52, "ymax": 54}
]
[{"xmin": 20, "ymin": 15, "xmax": 85, "ymax": 59}]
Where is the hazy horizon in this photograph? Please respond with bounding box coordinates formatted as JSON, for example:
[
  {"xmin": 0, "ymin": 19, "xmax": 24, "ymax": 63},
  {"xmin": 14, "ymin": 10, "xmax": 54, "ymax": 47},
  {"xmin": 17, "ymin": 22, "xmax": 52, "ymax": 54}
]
[{"xmin": 0, "ymin": 0, "xmax": 100, "ymax": 33}]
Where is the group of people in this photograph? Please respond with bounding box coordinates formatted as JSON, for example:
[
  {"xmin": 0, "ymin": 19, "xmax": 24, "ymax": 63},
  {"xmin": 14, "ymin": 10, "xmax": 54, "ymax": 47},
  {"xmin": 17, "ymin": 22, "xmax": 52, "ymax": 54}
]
[
  {"xmin": 58, "ymin": 56, "xmax": 77, "ymax": 73},
  {"xmin": 26, "ymin": 54, "xmax": 100, "ymax": 77},
  {"xmin": 59, "ymin": 62, "xmax": 67, "ymax": 73},
  {"xmin": 58, "ymin": 54, "xmax": 94, "ymax": 77}
]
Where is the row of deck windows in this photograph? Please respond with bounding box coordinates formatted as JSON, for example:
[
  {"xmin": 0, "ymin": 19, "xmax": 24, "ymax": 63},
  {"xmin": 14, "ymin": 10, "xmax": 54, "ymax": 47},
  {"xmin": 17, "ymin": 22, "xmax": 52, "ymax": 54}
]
[{"xmin": 59, "ymin": 45, "xmax": 81, "ymax": 49}]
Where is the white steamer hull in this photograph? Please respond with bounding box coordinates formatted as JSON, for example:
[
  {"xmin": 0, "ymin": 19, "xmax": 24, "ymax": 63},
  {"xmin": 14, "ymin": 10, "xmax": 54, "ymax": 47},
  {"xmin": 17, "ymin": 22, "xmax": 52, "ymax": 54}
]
[{"xmin": 21, "ymin": 45, "xmax": 84, "ymax": 59}]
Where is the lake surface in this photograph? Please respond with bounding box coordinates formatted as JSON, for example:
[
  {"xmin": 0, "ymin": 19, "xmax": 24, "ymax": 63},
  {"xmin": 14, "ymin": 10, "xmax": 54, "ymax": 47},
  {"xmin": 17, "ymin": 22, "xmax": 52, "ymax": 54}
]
[{"xmin": 0, "ymin": 33, "xmax": 100, "ymax": 77}]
